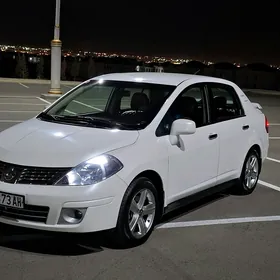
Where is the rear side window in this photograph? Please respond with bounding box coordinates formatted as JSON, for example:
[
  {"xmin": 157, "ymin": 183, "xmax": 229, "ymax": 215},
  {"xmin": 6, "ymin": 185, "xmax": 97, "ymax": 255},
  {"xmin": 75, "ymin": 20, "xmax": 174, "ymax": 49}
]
[{"xmin": 207, "ymin": 83, "xmax": 245, "ymax": 123}]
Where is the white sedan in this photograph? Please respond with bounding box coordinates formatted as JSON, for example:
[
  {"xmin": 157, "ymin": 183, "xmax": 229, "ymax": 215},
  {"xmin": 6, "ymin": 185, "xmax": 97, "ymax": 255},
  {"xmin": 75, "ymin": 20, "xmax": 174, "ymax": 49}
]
[{"xmin": 0, "ymin": 73, "xmax": 269, "ymax": 247}]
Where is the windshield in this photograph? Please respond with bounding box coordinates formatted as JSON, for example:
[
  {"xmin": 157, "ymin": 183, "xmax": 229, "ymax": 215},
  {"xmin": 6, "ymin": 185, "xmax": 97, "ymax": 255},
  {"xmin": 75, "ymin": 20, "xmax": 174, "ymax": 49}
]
[{"xmin": 38, "ymin": 80, "xmax": 175, "ymax": 130}]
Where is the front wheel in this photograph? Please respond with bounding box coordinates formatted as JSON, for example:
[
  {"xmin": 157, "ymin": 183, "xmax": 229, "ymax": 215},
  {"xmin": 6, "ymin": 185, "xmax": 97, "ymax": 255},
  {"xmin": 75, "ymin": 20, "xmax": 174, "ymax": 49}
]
[
  {"xmin": 108, "ymin": 177, "xmax": 160, "ymax": 248},
  {"xmin": 235, "ymin": 148, "xmax": 261, "ymax": 195}
]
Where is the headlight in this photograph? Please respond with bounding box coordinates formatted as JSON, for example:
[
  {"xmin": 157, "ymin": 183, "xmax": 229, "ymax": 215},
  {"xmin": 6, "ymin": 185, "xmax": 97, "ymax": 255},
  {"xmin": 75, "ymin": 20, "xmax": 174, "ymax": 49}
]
[{"xmin": 55, "ymin": 154, "xmax": 123, "ymax": 186}]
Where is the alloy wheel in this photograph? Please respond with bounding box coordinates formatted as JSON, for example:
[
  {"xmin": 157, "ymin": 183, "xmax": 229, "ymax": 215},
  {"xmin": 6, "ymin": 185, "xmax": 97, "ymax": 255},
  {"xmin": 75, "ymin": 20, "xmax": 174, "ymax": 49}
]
[
  {"xmin": 128, "ymin": 188, "xmax": 156, "ymax": 239},
  {"xmin": 244, "ymin": 154, "xmax": 259, "ymax": 189}
]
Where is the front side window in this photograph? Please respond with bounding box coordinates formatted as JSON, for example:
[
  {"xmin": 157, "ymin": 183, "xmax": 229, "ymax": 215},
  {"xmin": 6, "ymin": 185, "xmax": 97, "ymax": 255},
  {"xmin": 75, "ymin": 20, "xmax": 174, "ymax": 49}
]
[
  {"xmin": 38, "ymin": 80, "xmax": 175, "ymax": 130},
  {"xmin": 156, "ymin": 84, "xmax": 207, "ymax": 136}
]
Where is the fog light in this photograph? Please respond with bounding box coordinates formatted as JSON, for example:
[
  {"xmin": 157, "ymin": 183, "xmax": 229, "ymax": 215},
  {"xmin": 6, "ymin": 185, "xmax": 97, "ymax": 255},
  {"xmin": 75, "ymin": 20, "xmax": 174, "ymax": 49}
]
[
  {"xmin": 74, "ymin": 210, "xmax": 83, "ymax": 220},
  {"xmin": 58, "ymin": 208, "xmax": 87, "ymax": 225}
]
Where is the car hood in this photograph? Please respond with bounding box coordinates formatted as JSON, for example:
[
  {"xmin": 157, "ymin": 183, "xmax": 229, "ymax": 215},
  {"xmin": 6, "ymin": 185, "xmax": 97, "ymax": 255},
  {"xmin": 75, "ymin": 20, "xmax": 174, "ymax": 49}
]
[{"xmin": 0, "ymin": 118, "xmax": 139, "ymax": 167}]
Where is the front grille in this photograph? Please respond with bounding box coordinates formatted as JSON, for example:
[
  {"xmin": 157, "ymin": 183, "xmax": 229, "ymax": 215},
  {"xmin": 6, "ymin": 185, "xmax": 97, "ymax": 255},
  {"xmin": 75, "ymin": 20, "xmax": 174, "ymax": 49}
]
[
  {"xmin": 0, "ymin": 204, "xmax": 49, "ymax": 223},
  {"xmin": 0, "ymin": 161, "xmax": 70, "ymax": 185}
]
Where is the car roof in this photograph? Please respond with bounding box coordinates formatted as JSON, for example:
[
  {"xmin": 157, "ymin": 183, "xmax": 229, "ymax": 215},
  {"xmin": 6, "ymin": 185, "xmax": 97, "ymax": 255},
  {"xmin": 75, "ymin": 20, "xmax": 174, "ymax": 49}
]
[{"xmin": 92, "ymin": 72, "xmax": 233, "ymax": 86}]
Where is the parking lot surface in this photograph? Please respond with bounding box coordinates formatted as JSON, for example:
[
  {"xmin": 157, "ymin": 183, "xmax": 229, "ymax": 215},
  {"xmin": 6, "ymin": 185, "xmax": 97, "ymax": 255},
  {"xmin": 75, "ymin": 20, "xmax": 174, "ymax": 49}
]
[{"xmin": 0, "ymin": 81, "xmax": 280, "ymax": 280}]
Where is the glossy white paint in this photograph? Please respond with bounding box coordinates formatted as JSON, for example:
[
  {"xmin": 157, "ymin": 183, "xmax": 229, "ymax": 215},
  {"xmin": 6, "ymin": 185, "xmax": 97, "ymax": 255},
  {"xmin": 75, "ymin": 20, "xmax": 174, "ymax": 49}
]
[
  {"xmin": 0, "ymin": 173, "xmax": 128, "ymax": 232},
  {"xmin": 167, "ymin": 124, "xmax": 219, "ymax": 204},
  {"xmin": 0, "ymin": 118, "xmax": 139, "ymax": 167},
  {"xmin": 0, "ymin": 73, "xmax": 269, "ymax": 233},
  {"xmin": 92, "ymin": 72, "xmax": 196, "ymax": 86},
  {"xmin": 169, "ymin": 119, "xmax": 196, "ymax": 145}
]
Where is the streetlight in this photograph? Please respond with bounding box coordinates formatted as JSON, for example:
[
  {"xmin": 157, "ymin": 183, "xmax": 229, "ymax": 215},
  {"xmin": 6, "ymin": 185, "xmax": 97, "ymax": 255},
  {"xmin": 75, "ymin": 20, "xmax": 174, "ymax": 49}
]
[{"xmin": 48, "ymin": 0, "xmax": 62, "ymax": 95}]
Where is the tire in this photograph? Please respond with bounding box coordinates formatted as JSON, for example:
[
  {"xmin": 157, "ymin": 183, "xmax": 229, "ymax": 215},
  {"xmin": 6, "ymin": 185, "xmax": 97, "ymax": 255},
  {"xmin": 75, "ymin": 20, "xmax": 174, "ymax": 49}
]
[
  {"xmin": 107, "ymin": 177, "xmax": 160, "ymax": 248},
  {"xmin": 235, "ymin": 148, "xmax": 261, "ymax": 195}
]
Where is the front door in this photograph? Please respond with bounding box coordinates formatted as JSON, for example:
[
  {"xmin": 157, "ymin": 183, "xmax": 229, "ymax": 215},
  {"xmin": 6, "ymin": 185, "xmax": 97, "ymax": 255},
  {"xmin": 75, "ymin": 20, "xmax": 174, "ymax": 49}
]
[{"xmin": 156, "ymin": 83, "xmax": 220, "ymax": 205}]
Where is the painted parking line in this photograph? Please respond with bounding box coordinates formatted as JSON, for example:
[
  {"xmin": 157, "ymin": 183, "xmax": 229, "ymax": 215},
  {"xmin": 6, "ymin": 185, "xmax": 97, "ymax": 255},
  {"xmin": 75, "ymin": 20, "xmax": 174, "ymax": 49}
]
[
  {"xmin": 0, "ymin": 96, "xmax": 38, "ymax": 98},
  {"xmin": 269, "ymin": 137, "xmax": 280, "ymax": 140},
  {"xmin": 0, "ymin": 120, "xmax": 22, "ymax": 123},
  {"xmin": 157, "ymin": 215, "xmax": 280, "ymax": 229},
  {"xmin": 157, "ymin": 180, "xmax": 280, "ymax": 229},
  {"xmin": 0, "ymin": 110, "xmax": 39, "ymax": 113},
  {"xmin": 259, "ymin": 180, "xmax": 280, "ymax": 192},
  {"xmin": 18, "ymin": 82, "xmax": 29, "ymax": 88},
  {"xmin": 37, "ymin": 97, "xmax": 75, "ymax": 115},
  {"xmin": 37, "ymin": 97, "xmax": 51, "ymax": 105},
  {"xmin": 73, "ymin": 100, "xmax": 102, "ymax": 111},
  {"xmin": 270, "ymin": 123, "xmax": 280, "ymax": 126},
  {"xmin": 0, "ymin": 103, "xmax": 45, "ymax": 106},
  {"xmin": 267, "ymin": 157, "xmax": 280, "ymax": 164}
]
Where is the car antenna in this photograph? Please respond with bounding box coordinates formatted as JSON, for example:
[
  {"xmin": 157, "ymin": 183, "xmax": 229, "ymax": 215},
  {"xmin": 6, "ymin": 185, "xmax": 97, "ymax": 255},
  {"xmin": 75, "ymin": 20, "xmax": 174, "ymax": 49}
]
[{"xmin": 193, "ymin": 69, "xmax": 200, "ymax": 75}]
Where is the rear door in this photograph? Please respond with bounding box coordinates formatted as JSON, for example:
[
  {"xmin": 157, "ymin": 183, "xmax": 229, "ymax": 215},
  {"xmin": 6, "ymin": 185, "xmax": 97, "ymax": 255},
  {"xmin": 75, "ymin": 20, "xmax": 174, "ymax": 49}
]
[{"xmin": 205, "ymin": 82, "xmax": 249, "ymax": 183}]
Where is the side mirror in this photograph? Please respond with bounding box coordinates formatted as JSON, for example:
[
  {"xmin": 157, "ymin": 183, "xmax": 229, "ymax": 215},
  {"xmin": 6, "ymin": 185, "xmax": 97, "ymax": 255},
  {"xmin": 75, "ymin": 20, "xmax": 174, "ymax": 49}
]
[{"xmin": 169, "ymin": 119, "xmax": 196, "ymax": 145}]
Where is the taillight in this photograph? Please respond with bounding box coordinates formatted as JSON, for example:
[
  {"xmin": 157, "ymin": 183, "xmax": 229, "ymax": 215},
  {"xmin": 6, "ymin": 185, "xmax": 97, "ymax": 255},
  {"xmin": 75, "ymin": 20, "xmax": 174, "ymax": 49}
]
[{"xmin": 265, "ymin": 116, "xmax": 269, "ymax": 133}]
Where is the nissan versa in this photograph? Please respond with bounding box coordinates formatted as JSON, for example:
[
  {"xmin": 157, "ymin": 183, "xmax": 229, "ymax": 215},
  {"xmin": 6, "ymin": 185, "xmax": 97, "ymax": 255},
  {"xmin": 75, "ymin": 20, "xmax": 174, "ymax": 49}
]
[{"xmin": 0, "ymin": 72, "xmax": 269, "ymax": 247}]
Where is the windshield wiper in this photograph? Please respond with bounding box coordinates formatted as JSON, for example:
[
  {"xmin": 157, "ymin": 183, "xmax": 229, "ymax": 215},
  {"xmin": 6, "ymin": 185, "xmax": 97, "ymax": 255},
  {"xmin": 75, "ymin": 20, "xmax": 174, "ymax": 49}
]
[
  {"xmin": 78, "ymin": 115, "xmax": 147, "ymax": 129},
  {"xmin": 49, "ymin": 114, "xmax": 124, "ymax": 128},
  {"xmin": 64, "ymin": 115, "xmax": 111, "ymax": 124},
  {"xmin": 37, "ymin": 112, "xmax": 92, "ymax": 125},
  {"xmin": 37, "ymin": 112, "xmax": 145, "ymax": 130}
]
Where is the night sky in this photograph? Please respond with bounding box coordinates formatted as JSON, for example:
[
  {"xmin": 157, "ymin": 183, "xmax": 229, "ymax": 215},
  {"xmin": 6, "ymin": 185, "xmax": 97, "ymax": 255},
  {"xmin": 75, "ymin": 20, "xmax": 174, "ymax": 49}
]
[{"xmin": 0, "ymin": 1, "xmax": 279, "ymax": 64}]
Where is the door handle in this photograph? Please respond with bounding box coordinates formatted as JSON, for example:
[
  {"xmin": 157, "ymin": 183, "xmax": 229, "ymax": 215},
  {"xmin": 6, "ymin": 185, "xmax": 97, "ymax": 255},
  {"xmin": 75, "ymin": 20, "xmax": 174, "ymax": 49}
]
[
  {"xmin": 208, "ymin": 133, "xmax": 218, "ymax": 140},
  {"xmin": 242, "ymin": 125, "xmax": 249, "ymax": 130}
]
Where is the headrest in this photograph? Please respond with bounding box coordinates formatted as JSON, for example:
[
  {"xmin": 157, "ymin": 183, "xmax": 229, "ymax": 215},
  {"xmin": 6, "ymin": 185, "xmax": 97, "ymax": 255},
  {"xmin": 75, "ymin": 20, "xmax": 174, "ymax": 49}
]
[
  {"xmin": 172, "ymin": 96, "xmax": 197, "ymax": 116},
  {"xmin": 214, "ymin": 96, "xmax": 227, "ymax": 107},
  {"xmin": 131, "ymin": 92, "xmax": 149, "ymax": 111},
  {"xmin": 181, "ymin": 96, "xmax": 197, "ymax": 107}
]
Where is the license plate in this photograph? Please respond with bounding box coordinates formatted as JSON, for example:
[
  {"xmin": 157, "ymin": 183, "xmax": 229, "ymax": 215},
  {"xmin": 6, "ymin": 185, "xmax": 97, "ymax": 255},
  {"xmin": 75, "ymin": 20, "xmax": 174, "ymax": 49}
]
[{"xmin": 0, "ymin": 192, "xmax": 25, "ymax": 209}]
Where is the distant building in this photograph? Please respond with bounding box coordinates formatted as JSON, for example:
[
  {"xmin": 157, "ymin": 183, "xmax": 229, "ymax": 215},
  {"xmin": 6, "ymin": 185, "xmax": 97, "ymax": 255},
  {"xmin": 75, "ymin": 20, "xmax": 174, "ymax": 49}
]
[
  {"xmin": 154, "ymin": 66, "xmax": 164, "ymax": 72},
  {"xmin": 135, "ymin": 65, "xmax": 164, "ymax": 72}
]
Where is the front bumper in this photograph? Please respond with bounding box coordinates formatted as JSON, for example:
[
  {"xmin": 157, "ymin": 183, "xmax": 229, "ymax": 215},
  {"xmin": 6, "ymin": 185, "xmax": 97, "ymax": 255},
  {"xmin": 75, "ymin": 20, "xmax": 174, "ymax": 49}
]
[{"xmin": 0, "ymin": 174, "xmax": 128, "ymax": 233}]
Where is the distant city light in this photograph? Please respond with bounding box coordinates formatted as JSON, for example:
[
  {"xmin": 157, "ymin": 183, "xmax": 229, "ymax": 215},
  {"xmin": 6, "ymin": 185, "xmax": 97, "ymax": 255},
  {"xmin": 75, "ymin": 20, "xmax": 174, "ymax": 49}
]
[{"xmin": 0, "ymin": 44, "xmax": 278, "ymax": 68}]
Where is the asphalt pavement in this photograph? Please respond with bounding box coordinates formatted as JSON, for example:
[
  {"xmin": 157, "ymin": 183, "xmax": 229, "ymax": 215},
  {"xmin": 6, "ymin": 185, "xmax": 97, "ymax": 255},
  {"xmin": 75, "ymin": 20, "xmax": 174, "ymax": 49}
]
[{"xmin": 0, "ymin": 80, "xmax": 280, "ymax": 280}]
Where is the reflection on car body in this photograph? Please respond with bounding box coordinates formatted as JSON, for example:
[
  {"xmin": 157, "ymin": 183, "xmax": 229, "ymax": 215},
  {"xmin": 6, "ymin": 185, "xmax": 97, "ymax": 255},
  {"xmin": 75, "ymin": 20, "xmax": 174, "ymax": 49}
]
[{"xmin": 0, "ymin": 72, "xmax": 269, "ymax": 247}]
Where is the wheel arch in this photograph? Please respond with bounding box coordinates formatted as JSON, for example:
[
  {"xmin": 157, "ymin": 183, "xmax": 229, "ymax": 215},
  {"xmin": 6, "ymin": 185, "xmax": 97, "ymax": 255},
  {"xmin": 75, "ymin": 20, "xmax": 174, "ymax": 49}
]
[
  {"xmin": 246, "ymin": 144, "xmax": 262, "ymax": 171},
  {"xmin": 134, "ymin": 170, "xmax": 165, "ymax": 218}
]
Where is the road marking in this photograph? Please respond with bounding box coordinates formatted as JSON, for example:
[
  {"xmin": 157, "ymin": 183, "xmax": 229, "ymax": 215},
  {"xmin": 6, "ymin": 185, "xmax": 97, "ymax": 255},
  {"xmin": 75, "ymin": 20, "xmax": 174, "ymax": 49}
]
[
  {"xmin": 259, "ymin": 180, "xmax": 280, "ymax": 192},
  {"xmin": 0, "ymin": 110, "xmax": 39, "ymax": 113},
  {"xmin": 73, "ymin": 100, "xmax": 102, "ymax": 111},
  {"xmin": 0, "ymin": 96, "xmax": 37, "ymax": 98},
  {"xmin": 0, "ymin": 103, "xmax": 44, "ymax": 106},
  {"xmin": 270, "ymin": 123, "xmax": 280, "ymax": 126},
  {"xmin": 269, "ymin": 137, "xmax": 280, "ymax": 140},
  {"xmin": 65, "ymin": 110, "xmax": 76, "ymax": 115},
  {"xmin": 18, "ymin": 82, "xmax": 29, "ymax": 88},
  {"xmin": 37, "ymin": 97, "xmax": 51, "ymax": 105},
  {"xmin": 157, "ymin": 215, "xmax": 280, "ymax": 229},
  {"xmin": 157, "ymin": 180, "xmax": 280, "ymax": 229},
  {"xmin": 0, "ymin": 120, "xmax": 22, "ymax": 123},
  {"xmin": 267, "ymin": 157, "xmax": 280, "ymax": 164},
  {"xmin": 37, "ymin": 97, "xmax": 75, "ymax": 114}
]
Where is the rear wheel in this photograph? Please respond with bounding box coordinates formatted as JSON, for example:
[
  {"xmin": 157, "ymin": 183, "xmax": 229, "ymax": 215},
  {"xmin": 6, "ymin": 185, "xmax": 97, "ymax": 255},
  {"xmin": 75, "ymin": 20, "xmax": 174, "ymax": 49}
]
[
  {"xmin": 236, "ymin": 148, "xmax": 261, "ymax": 195},
  {"xmin": 108, "ymin": 177, "xmax": 160, "ymax": 248}
]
